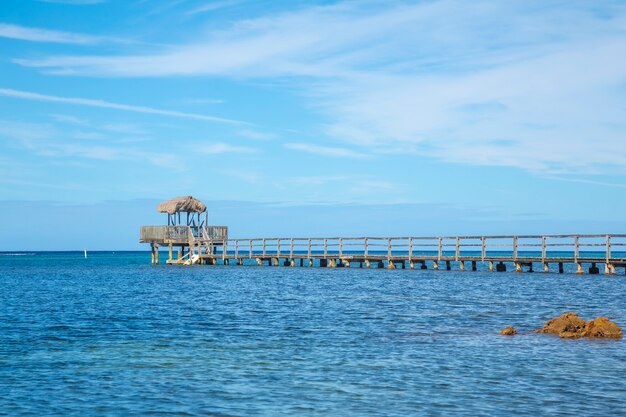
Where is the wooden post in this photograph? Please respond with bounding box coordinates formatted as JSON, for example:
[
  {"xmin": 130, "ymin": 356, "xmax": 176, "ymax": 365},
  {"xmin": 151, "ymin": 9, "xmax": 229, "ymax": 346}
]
[
  {"xmin": 324, "ymin": 239, "xmax": 328, "ymax": 258},
  {"xmin": 263, "ymin": 239, "xmax": 266, "ymax": 257},
  {"xmin": 339, "ymin": 238, "xmax": 343, "ymax": 258},
  {"xmin": 364, "ymin": 238, "xmax": 369, "ymax": 258},
  {"xmin": 459, "ymin": 260, "xmax": 465, "ymax": 271},
  {"xmin": 235, "ymin": 240, "xmax": 239, "ymax": 259},
  {"xmin": 168, "ymin": 243, "xmax": 173, "ymax": 262},
  {"xmin": 408, "ymin": 238, "xmax": 413, "ymax": 265},
  {"xmin": 515, "ymin": 262, "xmax": 522, "ymax": 273},
  {"xmin": 606, "ymin": 235, "xmax": 611, "ymax": 263},
  {"xmin": 542, "ymin": 236, "xmax": 547, "ymax": 262},
  {"xmin": 481, "ymin": 237, "xmax": 486, "ymax": 261},
  {"xmin": 387, "ymin": 238, "xmax": 392, "ymax": 262},
  {"xmin": 433, "ymin": 260, "xmax": 439, "ymax": 270},
  {"xmin": 151, "ymin": 244, "xmax": 155, "ymax": 264},
  {"xmin": 438, "ymin": 237, "xmax": 443, "ymax": 260},
  {"xmin": 290, "ymin": 238, "xmax": 294, "ymax": 259},
  {"xmin": 489, "ymin": 260, "xmax": 494, "ymax": 272},
  {"xmin": 544, "ymin": 262, "xmax": 549, "ymax": 273},
  {"xmin": 574, "ymin": 236, "xmax": 579, "ymax": 262},
  {"xmin": 513, "ymin": 236, "xmax": 518, "ymax": 260},
  {"xmin": 576, "ymin": 262, "xmax": 584, "ymax": 275},
  {"xmin": 249, "ymin": 240, "xmax": 253, "ymax": 259},
  {"xmin": 388, "ymin": 260, "xmax": 395, "ymax": 270},
  {"xmin": 277, "ymin": 238, "xmax": 281, "ymax": 258},
  {"xmin": 308, "ymin": 238, "xmax": 312, "ymax": 259},
  {"xmin": 223, "ymin": 240, "xmax": 227, "ymax": 261},
  {"xmin": 455, "ymin": 237, "xmax": 460, "ymax": 261}
]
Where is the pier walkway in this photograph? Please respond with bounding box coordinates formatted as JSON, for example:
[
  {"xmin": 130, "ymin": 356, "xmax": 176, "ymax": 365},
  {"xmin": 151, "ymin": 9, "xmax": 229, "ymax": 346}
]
[{"xmin": 141, "ymin": 228, "xmax": 626, "ymax": 275}]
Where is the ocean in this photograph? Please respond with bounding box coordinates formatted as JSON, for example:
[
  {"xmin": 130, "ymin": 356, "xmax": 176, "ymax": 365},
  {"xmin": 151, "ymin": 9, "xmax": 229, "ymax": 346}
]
[{"xmin": 1, "ymin": 251, "xmax": 625, "ymax": 416}]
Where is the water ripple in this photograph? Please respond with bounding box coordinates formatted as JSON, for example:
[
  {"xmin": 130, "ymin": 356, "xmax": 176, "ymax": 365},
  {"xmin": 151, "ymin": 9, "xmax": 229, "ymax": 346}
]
[{"xmin": 0, "ymin": 253, "xmax": 625, "ymax": 416}]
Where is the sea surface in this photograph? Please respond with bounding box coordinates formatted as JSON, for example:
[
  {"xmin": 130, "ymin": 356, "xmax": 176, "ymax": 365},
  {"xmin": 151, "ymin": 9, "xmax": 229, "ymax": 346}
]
[{"xmin": 1, "ymin": 251, "xmax": 625, "ymax": 416}]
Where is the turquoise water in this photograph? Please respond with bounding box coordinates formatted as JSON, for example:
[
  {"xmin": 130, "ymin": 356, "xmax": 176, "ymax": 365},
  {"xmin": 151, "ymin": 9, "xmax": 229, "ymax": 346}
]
[{"xmin": 1, "ymin": 252, "xmax": 625, "ymax": 416}]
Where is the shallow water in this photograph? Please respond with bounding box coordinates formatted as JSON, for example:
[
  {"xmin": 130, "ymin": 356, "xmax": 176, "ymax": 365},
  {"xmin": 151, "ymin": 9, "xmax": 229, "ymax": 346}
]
[{"xmin": 1, "ymin": 252, "xmax": 625, "ymax": 416}]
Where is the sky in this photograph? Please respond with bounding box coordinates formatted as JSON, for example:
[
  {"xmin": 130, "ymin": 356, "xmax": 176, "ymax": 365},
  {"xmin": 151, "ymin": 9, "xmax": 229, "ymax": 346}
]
[{"xmin": 1, "ymin": 0, "xmax": 626, "ymax": 250}]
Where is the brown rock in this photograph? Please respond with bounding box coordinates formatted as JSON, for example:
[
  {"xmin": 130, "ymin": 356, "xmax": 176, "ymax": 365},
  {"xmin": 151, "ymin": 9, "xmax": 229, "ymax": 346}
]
[
  {"xmin": 501, "ymin": 326, "xmax": 517, "ymax": 336},
  {"xmin": 582, "ymin": 317, "xmax": 623, "ymax": 339},
  {"xmin": 539, "ymin": 312, "xmax": 586, "ymax": 336}
]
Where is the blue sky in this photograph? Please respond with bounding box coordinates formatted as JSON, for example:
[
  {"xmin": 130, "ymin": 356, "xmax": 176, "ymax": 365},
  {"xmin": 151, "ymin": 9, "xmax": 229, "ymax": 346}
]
[{"xmin": 1, "ymin": 0, "xmax": 626, "ymax": 250}]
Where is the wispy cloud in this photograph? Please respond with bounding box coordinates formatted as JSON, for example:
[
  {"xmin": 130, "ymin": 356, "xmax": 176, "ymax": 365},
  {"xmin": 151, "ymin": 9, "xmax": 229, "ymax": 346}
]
[
  {"xmin": 237, "ymin": 129, "xmax": 275, "ymax": 141},
  {"xmin": 543, "ymin": 176, "xmax": 626, "ymax": 190},
  {"xmin": 284, "ymin": 143, "xmax": 369, "ymax": 159},
  {"xmin": 37, "ymin": 0, "xmax": 106, "ymax": 4},
  {"xmin": 0, "ymin": 23, "xmax": 106, "ymax": 45},
  {"xmin": 51, "ymin": 114, "xmax": 90, "ymax": 125},
  {"xmin": 0, "ymin": 120, "xmax": 55, "ymax": 141},
  {"xmin": 198, "ymin": 142, "xmax": 257, "ymax": 154},
  {"xmin": 0, "ymin": 88, "xmax": 246, "ymax": 125},
  {"xmin": 184, "ymin": 98, "xmax": 224, "ymax": 105},
  {"xmin": 186, "ymin": 0, "xmax": 239, "ymax": 16},
  {"xmin": 0, "ymin": 119, "xmax": 181, "ymax": 170},
  {"xmin": 10, "ymin": 1, "xmax": 626, "ymax": 174}
]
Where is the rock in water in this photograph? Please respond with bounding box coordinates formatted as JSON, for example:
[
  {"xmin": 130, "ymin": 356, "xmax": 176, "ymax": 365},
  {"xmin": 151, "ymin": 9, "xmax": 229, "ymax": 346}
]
[
  {"xmin": 539, "ymin": 313, "xmax": 623, "ymax": 339},
  {"xmin": 582, "ymin": 317, "xmax": 623, "ymax": 339},
  {"xmin": 501, "ymin": 326, "xmax": 517, "ymax": 336},
  {"xmin": 540, "ymin": 312, "xmax": 587, "ymax": 338}
]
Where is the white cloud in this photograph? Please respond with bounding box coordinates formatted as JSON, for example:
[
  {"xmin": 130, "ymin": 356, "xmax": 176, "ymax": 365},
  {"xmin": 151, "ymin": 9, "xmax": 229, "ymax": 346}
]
[
  {"xmin": 284, "ymin": 143, "xmax": 369, "ymax": 159},
  {"xmin": 198, "ymin": 142, "xmax": 257, "ymax": 154},
  {"xmin": 0, "ymin": 88, "xmax": 246, "ymax": 125},
  {"xmin": 10, "ymin": 1, "xmax": 626, "ymax": 174},
  {"xmin": 186, "ymin": 1, "xmax": 239, "ymax": 16},
  {"xmin": 0, "ymin": 23, "xmax": 100, "ymax": 44}
]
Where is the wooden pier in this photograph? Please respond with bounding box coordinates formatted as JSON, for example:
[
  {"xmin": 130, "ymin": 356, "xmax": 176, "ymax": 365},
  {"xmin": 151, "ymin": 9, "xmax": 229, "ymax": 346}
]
[{"xmin": 140, "ymin": 228, "xmax": 626, "ymax": 275}]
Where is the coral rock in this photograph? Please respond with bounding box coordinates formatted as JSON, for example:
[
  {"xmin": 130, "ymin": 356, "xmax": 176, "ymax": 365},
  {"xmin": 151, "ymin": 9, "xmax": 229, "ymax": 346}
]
[
  {"xmin": 582, "ymin": 317, "xmax": 623, "ymax": 339},
  {"xmin": 539, "ymin": 313, "xmax": 623, "ymax": 339},
  {"xmin": 540, "ymin": 312, "xmax": 587, "ymax": 336},
  {"xmin": 501, "ymin": 326, "xmax": 517, "ymax": 336}
]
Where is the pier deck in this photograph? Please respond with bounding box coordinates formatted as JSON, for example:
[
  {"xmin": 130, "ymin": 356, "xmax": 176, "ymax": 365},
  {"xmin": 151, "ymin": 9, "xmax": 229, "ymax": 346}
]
[{"xmin": 140, "ymin": 229, "xmax": 626, "ymax": 275}]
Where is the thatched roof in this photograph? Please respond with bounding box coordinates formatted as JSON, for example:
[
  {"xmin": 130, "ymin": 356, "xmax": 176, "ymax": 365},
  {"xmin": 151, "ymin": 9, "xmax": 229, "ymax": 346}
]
[{"xmin": 157, "ymin": 196, "xmax": 206, "ymax": 214}]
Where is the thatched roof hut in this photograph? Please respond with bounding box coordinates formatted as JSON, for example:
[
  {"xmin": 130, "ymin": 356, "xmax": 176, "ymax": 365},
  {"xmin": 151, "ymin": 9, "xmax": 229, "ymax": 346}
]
[{"xmin": 157, "ymin": 196, "xmax": 206, "ymax": 214}]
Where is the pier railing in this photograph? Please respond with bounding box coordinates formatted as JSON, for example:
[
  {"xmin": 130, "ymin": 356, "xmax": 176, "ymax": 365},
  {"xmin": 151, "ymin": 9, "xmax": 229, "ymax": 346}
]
[
  {"xmin": 207, "ymin": 234, "xmax": 626, "ymax": 263},
  {"xmin": 140, "ymin": 225, "xmax": 228, "ymax": 243}
]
